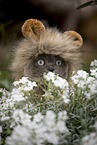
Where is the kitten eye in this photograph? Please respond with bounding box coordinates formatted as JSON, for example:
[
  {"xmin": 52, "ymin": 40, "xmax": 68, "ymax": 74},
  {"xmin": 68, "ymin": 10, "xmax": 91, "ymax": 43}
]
[
  {"xmin": 56, "ymin": 60, "xmax": 62, "ymax": 66},
  {"xmin": 37, "ymin": 60, "xmax": 45, "ymax": 66}
]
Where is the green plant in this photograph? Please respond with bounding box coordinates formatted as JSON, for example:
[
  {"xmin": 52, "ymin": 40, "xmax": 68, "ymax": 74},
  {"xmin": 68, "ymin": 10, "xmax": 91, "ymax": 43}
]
[{"xmin": 0, "ymin": 60, "xmax": 97, "ymax": 145}]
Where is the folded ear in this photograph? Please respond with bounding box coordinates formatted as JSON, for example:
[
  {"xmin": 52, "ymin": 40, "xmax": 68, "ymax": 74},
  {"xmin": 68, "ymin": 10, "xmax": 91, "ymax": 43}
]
[
  {"xmin": 64, "ymin": 31, "xmax": 83, "ymax": 48},
  {"xmin": 22, "ymin": 19, "xmax": 45, "ymax": 40}
]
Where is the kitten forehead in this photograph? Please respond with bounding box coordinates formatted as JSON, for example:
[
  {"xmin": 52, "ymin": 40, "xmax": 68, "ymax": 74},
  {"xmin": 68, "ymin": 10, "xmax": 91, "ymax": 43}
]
[{"xmin": 35, "ymin": 54, "xmax": 63, "ymax": 61}]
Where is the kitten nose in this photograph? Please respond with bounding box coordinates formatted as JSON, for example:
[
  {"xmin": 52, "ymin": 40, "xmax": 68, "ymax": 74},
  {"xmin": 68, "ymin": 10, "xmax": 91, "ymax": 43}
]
[{"xmin": 48, "ymin": 67, "xmax": 55, "ymax": 72}]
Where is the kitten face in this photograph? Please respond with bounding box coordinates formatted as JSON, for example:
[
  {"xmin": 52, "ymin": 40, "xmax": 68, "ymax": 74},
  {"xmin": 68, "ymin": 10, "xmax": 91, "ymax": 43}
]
[{"xmin": 24, "ymin": 54, "xmax": 68, "ymax": 81}]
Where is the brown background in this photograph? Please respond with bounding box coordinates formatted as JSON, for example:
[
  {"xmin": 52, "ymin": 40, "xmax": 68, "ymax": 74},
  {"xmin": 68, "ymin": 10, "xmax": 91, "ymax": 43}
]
[{"xmin": 0, "ymin": 0, "xmax": 97, "ymax": 73}]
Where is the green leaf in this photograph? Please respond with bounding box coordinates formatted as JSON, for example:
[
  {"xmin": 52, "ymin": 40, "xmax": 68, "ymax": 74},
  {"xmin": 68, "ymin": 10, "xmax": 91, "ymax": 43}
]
[{"xmin": 77, "ymin": 1, "xmax": 95, "ymax": 9}]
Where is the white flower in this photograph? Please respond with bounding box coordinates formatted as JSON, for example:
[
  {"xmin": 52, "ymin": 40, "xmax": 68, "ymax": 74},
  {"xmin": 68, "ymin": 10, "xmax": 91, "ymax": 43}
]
[
  {"xmin": 45, "ymin": 110, "xmax": 56, "ymax": 121},
  {"xmin": 28, "ymin": 81, "xmax": 37, "ymax": 87},
  {"xmin": 82, "ymin": 132, "xmax": 97, "ymax": 145},
  {"xmin": 71, "ymin": 69, "xmax": 97, "ymax": 99},
  {"xmin": 26, "ymin": 81, "xmax": 37, "ymax": 91},
  {"xmin": 13, "ymin": 77, "xmax": 28, "ymax": 86},
  {"xmin": 71, "ymin": 70, "xmax": 89, "ymax": 85},
  {"xmin": 44, "ymin": 111, "xmax": 56, "ymax": 129},
  {"xmin": 44, "ymin": 72, "xmax": 70, "ymax": 103},
  {"xmin": 86, "ymin": 77, "xmax": 95, "ymax": 84},
  {"xmin": 58, "ymin": 110, "xmax": 68, "ymax": 121},
  {"xmin": 4, "ymin": 110, "xmax": 69, "ymax": 145},
  {"xmin": 44, "ymin": 72, "xmax": 55, "ymax": 81},
  {"xmin": 0, "ymin": 88, "xmax": 3, "ymax": 92},
  {"xmin": 13, "ymin": 77, "xmax": 37, "ymax": 92},
  {"xmin": 61, "ymin": 90, "xmax": 70, "ymax": 103},
  {"xmin": 71, "ymin": 74, "xmax": 79, "ymax": 84},
  {"xmin": 0, "ymin": 126, "xmax": 2, "ymax": 133},
  {"xmin": 6, "ymin": 125, "xmax": 32, "ymax": 145},
  {"xmin": 82, "ymin": 120, "xmax": 97, "ymax": 145},
  {"xmin": 77, "ymin": 70, "xmax": 89, "ymax": 79},
  {"xmin": 12, "ymin": 110, "xmax": 32, "ymax": 127},
  {"xmin": 7, "ymin": 79, "xmax": 37, "ymax": 107},
  {"xmin": 90, "ymin": 60, "xmax": 97, "ymax": 67},
  {"xmin": 18, "ymin": 77, "xmax": 29, "ymax": 84},
  {"xmin": 53, "ymin": 76, "xmax": 69, "ymax": 90},
  {"xmin": 1, "ymin": 116, "xmax": 10, "ymax": 121},
  {"xmin": 13, "ymin": 81, "xmax": 20, "ymax": 86},
  {"xmin": 44, "ymin": 72, "xmax": 69, "ymax": 90},
  {"xmin": 90, "ymin": 68, "xmax": 97, "ymax": 78},
  {"xmin": 11, "ymin": 88, "xmax": 25, "ymax": 102},
  {"xmin": 33, "ymin": 112, "xmax": 44, "ymax": 123},
  {"xmin": 44, "ymin": 133, "xmax": 59, "ymax": 145},
  {"xmin": 56, "ymin": 121, "xmax": 69, "ymax": 133}
]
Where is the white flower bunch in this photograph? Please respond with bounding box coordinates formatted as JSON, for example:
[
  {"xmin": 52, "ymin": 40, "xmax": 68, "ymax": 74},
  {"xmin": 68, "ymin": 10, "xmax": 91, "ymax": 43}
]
[
  {"xmin": 90, "ymin": 59, "xmax": 97, "ymax": 68},
  {"xmin": 1, "ymin": 59, "xmax": 97, "ymax": 145},
  {"xmin": 13, "ymin": 77, "xmax": 37, "ymax": 91},
  {"xmin": 82, "ymin": 121, "xmax": 97, "ymax": 145},
  {"xmin": 6, "ymin": 110, "xmax": 69, "ymax": 145},
  {"xmin": 0, "ymin": 77, "xmax": 37, "ymax": 122},
  {"xmin": 1, "ymin": 74, "xmax": 70, "ymax": 145},
  {"xmin": 82, "ymin": 133, "xmax": 97, "ymax": 145},
  {"xmin": 90, "ymin": 60, "xmax": 97, "ymax": 79},
  {"xmin": 44, "ymin": 72, "xmax": 70, "ymax": 103},
  {"xmin": 71, "ymin": 69, "xmax": 97, "ymax": 99}
]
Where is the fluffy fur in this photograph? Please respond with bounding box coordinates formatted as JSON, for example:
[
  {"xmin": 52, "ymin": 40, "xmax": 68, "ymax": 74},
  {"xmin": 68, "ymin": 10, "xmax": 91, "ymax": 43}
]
[{"xmin": 10, "ymin": 19, "xmax": 83, "ymax": 80}]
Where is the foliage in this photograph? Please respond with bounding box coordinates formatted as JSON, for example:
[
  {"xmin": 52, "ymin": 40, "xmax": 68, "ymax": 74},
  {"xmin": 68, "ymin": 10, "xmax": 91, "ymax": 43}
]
[
  {"xmin": 77, "ymin": 0, "xmax": 97, "ymax": 9},
  {"xmin": 0, "ymin": 60, "xmax": 97, "ymax": 145},
  {"xmin": 0, "ymin": 71, "xmax": 13, "ymax": 91}
]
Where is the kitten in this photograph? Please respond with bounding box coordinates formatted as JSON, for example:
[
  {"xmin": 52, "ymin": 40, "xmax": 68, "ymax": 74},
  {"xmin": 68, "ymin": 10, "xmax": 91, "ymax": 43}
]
[{"xmin": 24, "ymin": 54, "xmax": 68, "ymax": 81}]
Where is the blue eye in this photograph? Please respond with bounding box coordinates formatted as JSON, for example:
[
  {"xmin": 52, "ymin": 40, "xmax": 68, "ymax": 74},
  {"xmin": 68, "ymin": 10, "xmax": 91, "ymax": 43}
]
[
  {"xmin": 37, "ymin": 60, "xmax": 45, "ymax": 66},
  {"xmin": 56, "ymin": 60, "xmax": 62, "ymax": 66}
]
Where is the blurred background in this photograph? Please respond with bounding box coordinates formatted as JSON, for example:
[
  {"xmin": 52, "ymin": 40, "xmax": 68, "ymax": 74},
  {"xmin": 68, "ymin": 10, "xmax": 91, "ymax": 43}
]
[{"xmin": 0, "ymin": 0, "xmax": 97, "ymax": 90}]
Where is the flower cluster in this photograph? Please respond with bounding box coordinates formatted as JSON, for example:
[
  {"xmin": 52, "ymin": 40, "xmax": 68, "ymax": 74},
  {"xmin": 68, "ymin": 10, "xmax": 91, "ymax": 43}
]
[
  {"xmin": 1, "ymin": 59, "xmax": 97, "ymax": 145},
  {"xmin": 90, "ymin": 59, "xmax": 97, "ymax": 69},
  {"xmin": 0, "ymin": 74, "xmax": 70, "ymax": 145},
  {"xmin": 44, "ymin": 72, "xmax": 70, "ymax": 103},
  {"xmin": 13, "ymin": 77, "xmax": 37, "ymax": 91},
  {"xmin": 0, "ymin": 77, "xmax": 37, "ymax": 122},
  {"xmin": 5, "ymin": 110, "xmax": 69, "ymax": 145},
  {"xmin": 71, "ymin": 69, "xmax": 97, "ymax": 99},
  {"xmin": 82, "ymin": 121, "xmax": 97, "ymax": 145}
]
